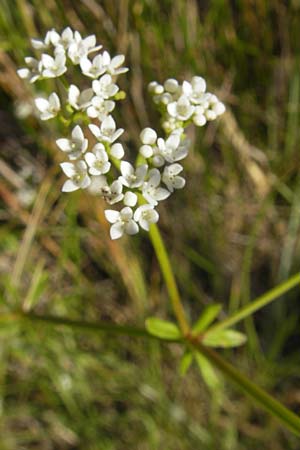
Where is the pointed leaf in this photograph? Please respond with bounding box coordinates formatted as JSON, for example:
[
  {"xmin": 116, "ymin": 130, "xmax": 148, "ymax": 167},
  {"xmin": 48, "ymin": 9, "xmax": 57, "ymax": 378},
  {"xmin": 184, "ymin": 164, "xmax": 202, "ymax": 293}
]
[
  {"xmin": 203, "ymin": 329, "xmax": 247, "ymax": 348},
  {"xmin": 145, "ymin": 317, "xmax": 181, "ymax": 340},
  {"xmin": 195, "ymin": 351, "xmax": 222, "ymax": 391},
  {"xmin": 179, "ymin": 352, "xmax": 193, "ymax": 376},
  {"xmin": 192, "ymin": 304, "xmax": 222, "ymax": 334}
]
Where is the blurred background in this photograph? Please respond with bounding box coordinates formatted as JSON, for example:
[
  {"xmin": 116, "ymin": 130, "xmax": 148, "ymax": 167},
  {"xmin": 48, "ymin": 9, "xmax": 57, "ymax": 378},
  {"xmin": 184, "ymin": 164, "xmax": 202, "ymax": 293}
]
[{"xmin": 1, "ymin": 0, "xmax": 300, "ymax": 448}]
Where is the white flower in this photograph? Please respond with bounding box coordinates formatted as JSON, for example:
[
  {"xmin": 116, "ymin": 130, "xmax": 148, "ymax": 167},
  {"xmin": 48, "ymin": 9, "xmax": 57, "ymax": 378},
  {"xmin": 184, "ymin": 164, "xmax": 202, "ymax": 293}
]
[
  {"xmin": 80, "ymin": 54, "xmax": 106, "ymax": 78},
  {"xmin": 182, "ymin": 77, "xmax": 206, "ymax": 104},
  {"xmin": 124, "ymin": 191, "xmax": 137, "ymax": 207},
  {"xmin": 140, "ymin": 127, "xmax": 157, "ymax": 145},
  {"xmin": 55, "ymin": 27, "xmax": 74, "ymax": 49},
  {"xmin": 105, "ymin": 207, "xmax": 138, "ymax": 240},
  {"xmin": 92, "ymin": 74, "xmax": 119, "ymax": 99},
  {"xmin": 56, "ymin": 125, "xmax": 88, "ymax": 160},
  {"xmin": 99, "ymin": 179, "xmax": 124, "ymax": 205},
  {"xmin": 86, "ymin": 96, "xmax": 115, "ymax": 120},
  {"xmin": 155, "ymin": 133, "xmax": 188, "ymax": 165},
  {"xmin": 89, "ymin": 115, "xmax": 124, "ymax": 144},
  {"xmin": 167, "ymin": 95, "xmax": 195, "ymax": 121},
  {"xmin": 119, "ymin": 162, "xmax": 148, "ymax": 188},
  {"xmin": 134, "ymin": 204, "xmax": 159, "ymax": 231},
  {"xmin": 68, "ymin": 85, "xmax": 93, "ymax": 110},
  {"xmin": 17, "ymin": 57, "xmax": 42, "ymax": 83},
  {"xmin": 84, "ymin": 144, "xmax": 111, "ymax": 175},
  {"xmin": 31, "ymin": 30, "xmax": 52, "ymax": 50},
  {"xmin": 101, "ymin": 51, "xmax": 128, "ymax": 76},
  {"xmin": 142, "ymin": 169, "xmax": 170, "ymax": 205},
  {"xmin": 60, "ymin": 160, "xmax": 91, "ymax": 192},
  {"xmin": 68, "ymin": 31, "xmax": 102, "ymax": 64},
  {"xmin": 162, "ymin": 163, "xmax": 185, "ymax": 192},
  {"xmin": 110, "ymin": 143, "xmax": 124, "ymax": 159},
  {"xmin": 35, "ymin": 92, "xmax": 61, "ymax": 120},
  {"xmin": 41, "ymin": 52, "xmax": 67, "ymax": 78}
]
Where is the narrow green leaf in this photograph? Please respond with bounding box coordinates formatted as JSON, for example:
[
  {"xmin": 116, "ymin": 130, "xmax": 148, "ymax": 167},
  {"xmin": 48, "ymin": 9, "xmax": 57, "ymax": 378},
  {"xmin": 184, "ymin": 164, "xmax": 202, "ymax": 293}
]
[
  {"xmin": 145, "ymin": 317, "xmax": 181, "ymax": 340},
  {"xmin": 202, "ymin": 329, "xmax": 247, "ymax": 348},
  {"xmin": 206, "ymin": 272, "xmax": 300, "ymax": 335},
  {"xmin": 179, "ymin": 352, "xmax": 193, "ymax": 376},
  {"xmin": 192, "ymin": 304, "xmax": 222, "ymax": 334},
  {"xmin": 195, "ymin": 352, "xmax": 222, "ymax": 391}
]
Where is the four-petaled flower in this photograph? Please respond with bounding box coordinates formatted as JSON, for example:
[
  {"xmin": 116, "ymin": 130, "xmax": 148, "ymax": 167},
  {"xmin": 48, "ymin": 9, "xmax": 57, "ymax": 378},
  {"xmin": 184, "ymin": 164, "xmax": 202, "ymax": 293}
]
[
  {"xmin": 142, "ymin": 169, "xmax": 170, "ymax": 205},
  {"xmin": 89, "ymin": 115, "xmax": 124, "ymax": 144},
  {"xmin": 35, "ymin": 93, "xmax": 61, "ymax": 120},
  {"xmin": 68, "ymin": 85, "xmax": 93, "ymax": 110},
  {"xmin": 60, "ymin": 161, "xmax": 91, "ymax": 192},
  {"xmin": 119, "ymin": 162, "xmax": 148, "ymax": 188},
  {"xmin": 56, "ymin": 125, "xmax": 88, "ymax": 160},
  {"xmin": 105, "ymin": 207, "xmax": 138, "ymax": 240},
  {"xmin": 134, "ymin": 204, "xmax": 159, "ymax": 231},
  {"xmin": 41, "ymin": 52, "xmax": 67, "ymax": 78},
  {"xmin": 85, "ymin": 144, "xmax": 111, "ymax": 175},
  {"xmin": 162, "ymin": 163, "xmax": 186, "ymax": 192}
]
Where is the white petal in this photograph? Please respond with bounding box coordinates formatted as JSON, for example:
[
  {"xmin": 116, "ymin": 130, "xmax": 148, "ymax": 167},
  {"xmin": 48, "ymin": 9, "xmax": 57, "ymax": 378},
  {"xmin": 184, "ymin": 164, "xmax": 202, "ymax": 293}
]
[
  {"xmin": 124, "ymin": 192, "xmax": 137, "ymax": 207},
  {"xmin": 68, "ymin": 85, "xmax": 79, "ymax": 106},
  {"xmin": 80, "ymin": 175, "xmax": 91, "ymax": 189},
  {"xmin": 17, "ymin": 68, "xmax": 30, "ymax": 79},
  {"xmin": 72, "ymin": 125, "xmax": 84, "ymax": 141},
  {"xmin": 105, "ymin": 210, "xmax": 120, "ymax": 223},
  {"xmin": 102, "ymin": 115, "xmax": 116, "ymax": 134},
  {"xmin": 49, "ymin": 93, "xmax": 60, "ymax": 109},
  {"xmin": 140, "ymin": 127, "xmax": 157, "ymax": 145},
  {"xmin": 167, "ymin": 102, "xmax": 177, "ymax": 117},
  {"xmin": 110, "ymin": 222, "xmax": 124, "ymax": 240},
  {"xmin": 120, "ymin": 161, "xmax": 134, "ymax": 177},
  {"xmin": 88, "ymin": 124, "xmax": 101, "ymax": 138},
  {"xmin": 60, "ymin": 162, "xmax": 75, "ymax": 177},
  {"xmin": 154, "ymin": 187, "xmax": 170, "ymax": 201},
  {"xmin": 148, "ymin": 169, "xmax": 161, "ymax": 188},
  {"xmin": 35, "ymin": 98, "xmax": 49, "ymax": 112},
  {"xmin": 173, "ymin": 177, "xmax": 185, "ymax": 189},
  {"xmin": 110, "ymin": 54, "xmax": 125, "ymax": 68},
  {"xmin": 62, "ymin": 179, "xmax": 78, "ymax": 192},
  {"xmin": 125, "ymin": 220, "xmax": 139, "ymax": 235},
  {"xmin": 41, "ymin": 53, "xmax": 54, "ymax": 68},
  {"xmin": 56, "ymin": 138, "xmax": 71, "ymax": 152},
  {"xmin": 110, "ymin": 143, "xmax": 124, "ymax": 159},
  {"xmin": 84, "ymin": 152, "xmax": 96, "ymax": 166},
  {"xmin": 80, "ymin": 57, "xmax": 92, "ymax": 73},
  {"xmin": 139, "ymin": 145, "xmax": 153, "ymax": 158}
]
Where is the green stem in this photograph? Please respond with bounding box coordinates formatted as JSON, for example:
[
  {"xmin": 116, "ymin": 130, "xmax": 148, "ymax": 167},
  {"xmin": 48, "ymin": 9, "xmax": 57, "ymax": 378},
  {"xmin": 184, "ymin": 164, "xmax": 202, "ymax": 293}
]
[
  {"xmin": 193, "ymin": 341, "xmax": 300, "ymax": 436},
  {"xmin": 206, "ymin": 272, "xmax": 300, "ymax": 335},
  {"xmin": 148, "ymin": 224, "xmax": 190, "ymax": 334},
  {"xmin": 0, "ymin": 312, "xmax": 158, "ymax": 340}
]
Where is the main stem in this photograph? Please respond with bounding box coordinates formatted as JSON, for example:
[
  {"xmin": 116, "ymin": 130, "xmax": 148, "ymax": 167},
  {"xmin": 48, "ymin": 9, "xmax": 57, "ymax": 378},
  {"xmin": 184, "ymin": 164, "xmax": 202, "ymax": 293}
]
[
  {"xmin": 148, "ymin": 224, "xmax": 190, "ymax": 334},
  {"xmin": 192, "ymin": 340, "xmax": 300, "ymax": 436}
]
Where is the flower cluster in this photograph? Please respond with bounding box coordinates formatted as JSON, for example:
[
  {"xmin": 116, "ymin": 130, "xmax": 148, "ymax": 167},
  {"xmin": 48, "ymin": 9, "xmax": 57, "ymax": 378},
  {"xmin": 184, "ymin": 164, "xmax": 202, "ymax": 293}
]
[{"xmin": 18, "ymin": 28, "xmax": 225, "ymax": 239}]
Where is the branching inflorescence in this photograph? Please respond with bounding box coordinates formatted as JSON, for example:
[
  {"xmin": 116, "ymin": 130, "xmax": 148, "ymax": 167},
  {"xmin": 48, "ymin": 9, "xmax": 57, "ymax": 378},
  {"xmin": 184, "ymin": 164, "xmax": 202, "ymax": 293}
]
[{"xmin": 18, "ymin": 27, "xmax": 225, "ymax": 240}]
